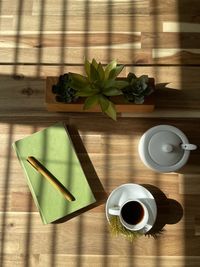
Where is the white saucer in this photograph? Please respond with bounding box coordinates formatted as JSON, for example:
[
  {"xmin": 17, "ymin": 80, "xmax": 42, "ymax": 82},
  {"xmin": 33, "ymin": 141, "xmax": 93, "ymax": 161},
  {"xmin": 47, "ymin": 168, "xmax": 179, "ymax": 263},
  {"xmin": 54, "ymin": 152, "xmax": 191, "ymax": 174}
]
[{"xmin": 106, "ymin": 183, "xmax": 157, "ymax": 234}]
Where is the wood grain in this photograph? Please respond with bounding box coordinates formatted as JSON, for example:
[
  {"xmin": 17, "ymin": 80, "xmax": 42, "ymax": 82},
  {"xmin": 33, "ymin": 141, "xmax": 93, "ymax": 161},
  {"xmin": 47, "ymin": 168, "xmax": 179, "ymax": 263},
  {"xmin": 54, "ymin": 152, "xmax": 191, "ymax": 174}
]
[
  {"xmin": 1, "ymin": 119, "xmax": 200, "ymax": 266},
  {"xmin": 1, "ymin": 0, "xmax": 200, "ymax": 266},
  {"xmin": 1, "ymin": 0, "xmax": 200, "ymax": 65}
]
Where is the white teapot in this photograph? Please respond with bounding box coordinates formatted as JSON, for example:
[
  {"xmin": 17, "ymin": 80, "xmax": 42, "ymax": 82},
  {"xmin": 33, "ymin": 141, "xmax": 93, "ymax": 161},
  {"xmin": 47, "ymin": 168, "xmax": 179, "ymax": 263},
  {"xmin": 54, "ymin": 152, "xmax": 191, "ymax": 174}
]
[{"xmin": 138, "ymin": 125, "xmax": 197, "ymax": 173}]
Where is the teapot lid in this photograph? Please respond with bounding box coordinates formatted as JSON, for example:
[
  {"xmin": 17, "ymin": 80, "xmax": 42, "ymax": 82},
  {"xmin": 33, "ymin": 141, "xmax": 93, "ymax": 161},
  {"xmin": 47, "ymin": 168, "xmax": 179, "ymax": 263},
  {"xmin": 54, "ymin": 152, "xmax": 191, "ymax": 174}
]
[
  {"xmin": 148, "ymin": 130, "xmax": 184, "ymax": 166},
  {"xmin": 138, "ymin": 125, "xmax": 190, "ymax": 172}
]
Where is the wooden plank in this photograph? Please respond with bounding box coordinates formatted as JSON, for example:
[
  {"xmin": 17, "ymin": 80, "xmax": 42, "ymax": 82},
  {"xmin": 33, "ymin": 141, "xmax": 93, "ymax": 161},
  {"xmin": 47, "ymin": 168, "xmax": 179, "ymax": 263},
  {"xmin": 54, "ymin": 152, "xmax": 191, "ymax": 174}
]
[
  {"xmin": 2, "ymin": 47, "xmax": 200, "ymax": 65},
  {"xmin": 0, "ymin": 47, "xmax": 151, "ymax": 64},
  {"xmin": 1, "ymin": 0, "xmax": 150, "ymax": 19},
  {"xmin": 142, "ymin": 33, "xmax": 200, "ymax": 49},
  {"xmin": 1, "ymin": 15, "xmax": 163, "ymax": 33},
  {"xmin": 2, "ymin": 14, "xmax": 200, "ymax": 34},
  {"xmin": 0, "ymin": 33, "xmax": 141, "ymax": 48},
  {"xmin": 1, "ymin": 254, "xmax": 199, "ymax": 267},
  {"xmin": 2, "ymin": 254, "xmax": 39, "ymax": 267},
  {"xmin": 1, "ymin": 0, "xmax": 33, "ymax": 15},
  {"xmin": 179, "ymin": 174, "xmax": 200, "ymax": 194},
  {"xmin": 38, "ymin": 255, "xmax": 200, "ymax": 267},
  {"xmin": 150, "ymin": 0, "xmax": 200, "ymax": 16},
  {"xmin": 31, "ymin": 0, "xmax": 150, "ymax": 16},
  {"xmin": 4, "ymin": 32, "xmax": 200, "ymax": 53},
  {"xmin": 4, "ymin": 15, "xmax": 196, "ymax": 33},
  {"xmin": 163, "ymin": 22, "xmax": 200, "ymax": 33}
]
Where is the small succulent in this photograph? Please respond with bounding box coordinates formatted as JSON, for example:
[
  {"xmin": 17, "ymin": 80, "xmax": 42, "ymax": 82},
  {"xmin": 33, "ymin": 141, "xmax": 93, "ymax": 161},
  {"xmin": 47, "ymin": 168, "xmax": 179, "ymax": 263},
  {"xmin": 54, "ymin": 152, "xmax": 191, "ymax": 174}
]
[
  {"xmin": 122, "ymin": 73, "xmax": 153, "ymax": 104},
  {"xmin": 52, "ymin": 73, "xmax": 78, "ymax": 103},
  {"xmin": 69, "ymin": 59, "xmax": 129, "ymax": 120}
]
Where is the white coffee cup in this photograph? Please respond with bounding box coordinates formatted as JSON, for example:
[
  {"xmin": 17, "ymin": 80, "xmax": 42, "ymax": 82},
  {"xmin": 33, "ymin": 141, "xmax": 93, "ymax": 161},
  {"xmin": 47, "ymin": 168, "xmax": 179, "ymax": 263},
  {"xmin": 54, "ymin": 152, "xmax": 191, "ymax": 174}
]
[{"xmin": 108, "ymin": 199, "xmax": 149, "ymax": 231}]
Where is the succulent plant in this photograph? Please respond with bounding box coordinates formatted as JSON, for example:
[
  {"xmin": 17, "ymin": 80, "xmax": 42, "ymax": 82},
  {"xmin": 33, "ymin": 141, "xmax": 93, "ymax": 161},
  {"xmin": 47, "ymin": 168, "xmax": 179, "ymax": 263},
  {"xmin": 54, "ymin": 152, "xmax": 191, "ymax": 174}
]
[
  {"xmin": 122, "ymin": 73, "xmax": 153, "ymax": 104},
  {"xmin": 52, "ymin": 60, "xmax": 154, "ymax": 120},
  {"xmin": 69, "ymin": 59, "xmax": 129, "ymax": 120},
  {"xmin": 52, "ymin": 73, "xmax": 78, "ymax": 103}
]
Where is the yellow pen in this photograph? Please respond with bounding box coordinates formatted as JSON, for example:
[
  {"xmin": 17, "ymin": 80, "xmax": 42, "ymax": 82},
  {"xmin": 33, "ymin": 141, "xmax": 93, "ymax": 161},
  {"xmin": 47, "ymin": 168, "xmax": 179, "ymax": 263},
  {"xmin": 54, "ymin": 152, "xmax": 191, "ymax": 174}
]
[{"xmin": 27, "ymin": 156, "xmax": 75, "ymax": 202}]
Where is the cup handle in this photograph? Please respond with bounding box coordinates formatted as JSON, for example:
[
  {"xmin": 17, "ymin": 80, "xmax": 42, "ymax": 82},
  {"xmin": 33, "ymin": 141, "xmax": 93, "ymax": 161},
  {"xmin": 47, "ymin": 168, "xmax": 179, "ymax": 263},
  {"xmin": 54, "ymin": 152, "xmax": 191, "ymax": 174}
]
[
  {"xmin": 181, "ymin": 144, "xmax": 197, "ymax": 151},
  {"xmin": 108, "ymin": 206, "xmax": 120, "ymax": 216}
]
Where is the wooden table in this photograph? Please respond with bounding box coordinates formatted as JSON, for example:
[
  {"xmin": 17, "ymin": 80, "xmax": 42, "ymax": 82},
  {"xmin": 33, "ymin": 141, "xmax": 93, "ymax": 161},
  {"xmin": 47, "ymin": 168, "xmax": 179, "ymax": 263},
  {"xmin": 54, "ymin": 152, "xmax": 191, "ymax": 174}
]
[{"xmin": 1, "ymin": 1, "xmax": 200, "ymax": 266}]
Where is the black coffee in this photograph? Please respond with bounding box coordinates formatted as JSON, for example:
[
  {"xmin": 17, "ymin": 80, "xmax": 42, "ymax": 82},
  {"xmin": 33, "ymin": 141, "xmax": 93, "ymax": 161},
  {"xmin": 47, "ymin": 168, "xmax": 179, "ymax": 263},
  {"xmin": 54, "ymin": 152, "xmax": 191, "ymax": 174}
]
[{"xmin": 121, "ymin": 201, "xmax": 144, "ymax": 225}]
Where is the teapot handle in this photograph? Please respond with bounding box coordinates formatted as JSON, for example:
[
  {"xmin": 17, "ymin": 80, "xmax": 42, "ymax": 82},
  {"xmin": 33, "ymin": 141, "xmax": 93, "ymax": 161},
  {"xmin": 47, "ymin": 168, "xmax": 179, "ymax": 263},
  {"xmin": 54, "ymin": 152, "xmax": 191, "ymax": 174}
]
[{"xmin": 181, "ymin": 144, "xmax": 197, "ymax": 151}]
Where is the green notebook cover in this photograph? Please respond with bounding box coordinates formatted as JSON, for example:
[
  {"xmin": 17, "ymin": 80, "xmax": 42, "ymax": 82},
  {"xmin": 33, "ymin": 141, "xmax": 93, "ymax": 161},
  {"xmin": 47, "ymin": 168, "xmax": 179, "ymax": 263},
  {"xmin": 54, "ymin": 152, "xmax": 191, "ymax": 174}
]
[{"xmin": 12, "ymin": 122, "xmax": 96, "ymax": 224}]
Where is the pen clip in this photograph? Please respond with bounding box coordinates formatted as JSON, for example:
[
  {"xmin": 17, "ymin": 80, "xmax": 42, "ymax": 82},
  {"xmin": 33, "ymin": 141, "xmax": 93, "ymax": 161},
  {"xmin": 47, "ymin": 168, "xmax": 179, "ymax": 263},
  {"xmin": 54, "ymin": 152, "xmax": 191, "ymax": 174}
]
[{"xmin": 27, "ymin": 156, "xmax": 39, "ymax": 171}]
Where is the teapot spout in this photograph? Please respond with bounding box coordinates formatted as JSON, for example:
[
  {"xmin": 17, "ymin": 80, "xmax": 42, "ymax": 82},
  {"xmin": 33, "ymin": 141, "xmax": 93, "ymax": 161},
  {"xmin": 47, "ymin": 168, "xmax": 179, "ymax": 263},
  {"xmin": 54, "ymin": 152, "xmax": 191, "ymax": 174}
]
[{"xmin": 181, "ymin": 144, "xmax": 197, "ymax": 151}]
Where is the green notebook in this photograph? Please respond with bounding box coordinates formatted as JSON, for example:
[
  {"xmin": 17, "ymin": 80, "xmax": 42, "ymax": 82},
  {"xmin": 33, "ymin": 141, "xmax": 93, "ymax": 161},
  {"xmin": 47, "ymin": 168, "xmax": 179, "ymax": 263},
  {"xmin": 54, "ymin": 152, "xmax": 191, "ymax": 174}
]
[{"xmin": 13, "ymin": 122, "xmax": 96, "ymax": 224}]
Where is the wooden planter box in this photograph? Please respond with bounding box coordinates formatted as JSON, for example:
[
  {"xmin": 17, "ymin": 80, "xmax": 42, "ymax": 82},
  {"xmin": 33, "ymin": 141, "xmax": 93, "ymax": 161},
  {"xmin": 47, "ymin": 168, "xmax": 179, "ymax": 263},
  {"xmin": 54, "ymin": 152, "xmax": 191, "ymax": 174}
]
[{"xmin": 45, "ymin": 76, "xmax": 155, "ymax": 113}]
